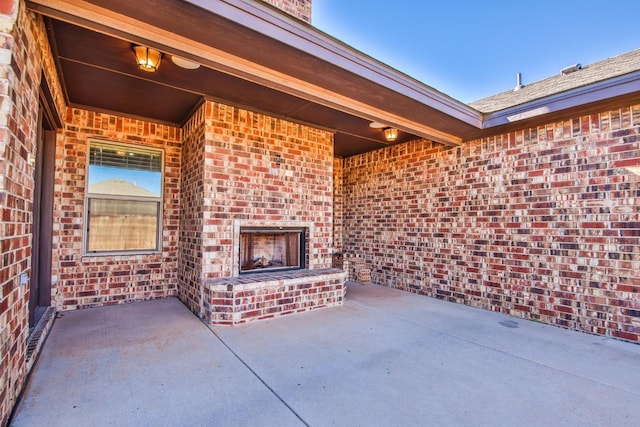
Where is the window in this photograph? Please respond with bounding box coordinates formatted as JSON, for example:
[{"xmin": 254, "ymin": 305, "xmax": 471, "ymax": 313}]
[{"xmin": 85, "ymin": 141, "xmax": 163, "ymax": 254}]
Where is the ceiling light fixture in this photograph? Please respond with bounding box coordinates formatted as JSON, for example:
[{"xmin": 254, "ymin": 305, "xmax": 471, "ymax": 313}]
[
  {"xmin": 171, "ymin": 55, "xmax": 201, "ymax": 70},
  {"xmin": 383, "ymin": 127, "xmax": 398, "ymax": 142},
  {"xmin": 132, "ymin": 44, "xmax": 163, "ymax": 72}
]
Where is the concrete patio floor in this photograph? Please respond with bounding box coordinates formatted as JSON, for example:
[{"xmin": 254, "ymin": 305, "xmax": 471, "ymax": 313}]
[{"xmin": 10, "ymin": 282, "xmax": 640, "ymax": 426}]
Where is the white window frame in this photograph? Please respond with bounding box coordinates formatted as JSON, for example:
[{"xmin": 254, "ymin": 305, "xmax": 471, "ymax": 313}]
[{"xmin": 83, "ymin": 139, "xmax": 164, "ymax": 256}]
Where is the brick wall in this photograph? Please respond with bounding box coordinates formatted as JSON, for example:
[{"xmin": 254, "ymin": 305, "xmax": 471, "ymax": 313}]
[
  {"xmin": 260, "ymin": 0, "xmax": 312, "ymax": 22},
  {"xmin": 342, "ymin": 104, "xmax": 640, "ymax": 342},
  {"xmin": 177, "ymin": 104, "xmax": 206, "ymax": 316},
  {"xmin": 29, "ymin": 10, "xmax": 66, "ymax": 119},
  {"xmin": 333, "ymin": 157, "xmax": 343, "ymax": 252},
  {"xmin": 199, "ymin": 100, "xmax": 335, "ymax": 279},
  {"xmin": 0, "ymin": 1, "xmax": 67, "ymax": 424},
  {"xmin": 0, "ymin": 2, "xmax": 66, "ymax": 424},
  {"xmin": 207, "ymin": 269, "xmax": 346, "ymax": 324},
  {"xmin": 175, "ymin": 100, "xmax": 337, "ymax": 321},
  {"xmin": 53, "ymin": 108, "xmax": 181, "ymax": 310}
]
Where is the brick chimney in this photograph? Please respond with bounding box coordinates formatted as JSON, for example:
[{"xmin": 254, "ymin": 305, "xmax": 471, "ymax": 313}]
[{"xmin": 260, "ymin": 0, "xmax": 312, "ymax": 23}]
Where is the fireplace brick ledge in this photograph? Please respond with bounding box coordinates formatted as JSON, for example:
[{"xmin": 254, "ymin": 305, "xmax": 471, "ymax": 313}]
[{"xmin": 205, "ymin": 268, "xmax": 347, "ymax": 325}]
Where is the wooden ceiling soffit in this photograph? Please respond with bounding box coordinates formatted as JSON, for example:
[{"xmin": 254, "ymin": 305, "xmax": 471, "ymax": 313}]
[{"xmin": 27, "ymin": 0, "xmax": 465, "ymax": 147}]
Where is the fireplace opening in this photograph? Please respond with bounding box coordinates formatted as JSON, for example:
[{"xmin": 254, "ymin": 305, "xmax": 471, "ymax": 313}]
[{"xmin": 240, "ymin": 227, "xmax": 306, "ymax": 274}]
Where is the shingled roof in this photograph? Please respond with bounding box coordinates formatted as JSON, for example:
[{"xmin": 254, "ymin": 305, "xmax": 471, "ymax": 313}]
[{"xmin": 469, "ymin": 49, "xmax": 640, "ymax": 114}]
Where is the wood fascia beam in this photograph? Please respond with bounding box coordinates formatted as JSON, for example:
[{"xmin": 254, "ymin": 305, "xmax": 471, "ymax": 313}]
[{"xmin": 27, "ymin": 0, "xmax": 463, "ymax": 146}]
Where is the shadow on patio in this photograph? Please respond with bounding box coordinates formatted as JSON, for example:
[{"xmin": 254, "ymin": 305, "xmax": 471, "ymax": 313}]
[{"xmin": 10, "ymin": 282, "xmax": 640, "ymax": 426}]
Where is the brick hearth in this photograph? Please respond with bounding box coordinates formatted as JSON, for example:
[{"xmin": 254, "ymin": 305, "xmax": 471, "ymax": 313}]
[{"xmin": 206, "ymin": 268, "xmax": 347, "ymax": 324}]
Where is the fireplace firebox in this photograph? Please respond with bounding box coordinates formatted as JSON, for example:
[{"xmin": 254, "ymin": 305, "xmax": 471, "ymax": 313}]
[{"xmin": 239, "ymin": 227, "xmax": 306, "ymax": 274}]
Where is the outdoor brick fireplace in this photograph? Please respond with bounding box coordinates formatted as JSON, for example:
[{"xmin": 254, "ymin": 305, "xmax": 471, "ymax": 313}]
[
  {"xmin": 239, "ymin": 227, "xmax": 306, "ymax": 274},
  {"xmin": 178, "ymin": 101, "xmax": 347, "ymax": 325},
  {"xmin": 197, "ymin": 220, "xmax": 346, "ymax": 325},
  {"xmin": 234, "ymin": 221, "xmax": 310, "ymax": 276}
]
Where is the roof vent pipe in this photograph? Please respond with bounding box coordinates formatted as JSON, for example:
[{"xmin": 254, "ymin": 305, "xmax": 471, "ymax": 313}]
[
  {"xmin": 514, "ymin": 72, "xmax": 524, "ymax": 91},
  {"xmin": 561, "ymin": 63, "xmax": 582, "ymax": 75}
]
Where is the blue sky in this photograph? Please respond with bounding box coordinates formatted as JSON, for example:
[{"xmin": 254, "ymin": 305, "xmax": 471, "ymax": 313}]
[{"xmin": 312, "ymin": 0, "xmax": 639, "ymax": 103}]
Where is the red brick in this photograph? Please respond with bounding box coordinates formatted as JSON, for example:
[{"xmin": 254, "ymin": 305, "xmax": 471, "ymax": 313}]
[{"xmin": 341, "ymin": 103, "xmax": 640, "ymax": 345}]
